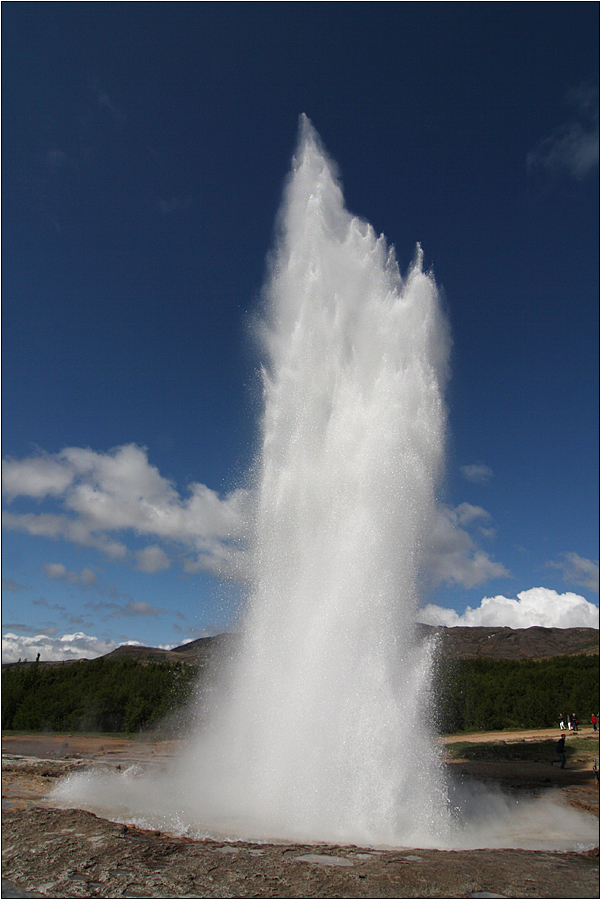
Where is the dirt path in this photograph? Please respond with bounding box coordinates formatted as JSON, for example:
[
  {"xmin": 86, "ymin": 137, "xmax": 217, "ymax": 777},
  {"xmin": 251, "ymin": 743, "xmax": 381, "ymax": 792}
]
[{"xmin": 443, "ymin": 726, "xmax": 596, "ymax": 744}]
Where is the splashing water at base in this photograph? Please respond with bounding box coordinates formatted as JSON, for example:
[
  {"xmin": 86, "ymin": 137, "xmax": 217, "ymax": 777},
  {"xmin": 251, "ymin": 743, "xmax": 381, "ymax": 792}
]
[{"xmin": 51, "ymin": 118, "xmax": 598, "ymax": 851}]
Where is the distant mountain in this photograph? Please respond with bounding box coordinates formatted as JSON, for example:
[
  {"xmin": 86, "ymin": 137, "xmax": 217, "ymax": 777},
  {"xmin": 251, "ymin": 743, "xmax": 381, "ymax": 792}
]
[
  {"xmin": 100, "ymin": 625, "xmax": 598, "ymax": 666},
  {"xmin": 417, "ymin": 624, "xmax": 599, "ymax": 660},
  {"xmin": 99, "ymin": 633, "xmax": 235, "ymax": 667}
]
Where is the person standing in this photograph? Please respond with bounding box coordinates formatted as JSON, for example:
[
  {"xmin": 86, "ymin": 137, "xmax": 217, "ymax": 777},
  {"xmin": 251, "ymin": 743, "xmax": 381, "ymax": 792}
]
[
  {"xmin": 592, "ymin": 713, "xmax": 598, "ymax": 732},
  {"xmin": 552, "ymin": 734, "xmax": 567, "ymax": 769}
]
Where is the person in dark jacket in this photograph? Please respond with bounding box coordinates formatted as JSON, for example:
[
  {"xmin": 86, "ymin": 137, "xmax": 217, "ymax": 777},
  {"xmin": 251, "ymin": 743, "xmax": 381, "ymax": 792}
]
[{"xmin": 552, "ymin": 734, "xmax": 567, "ymax": 769}]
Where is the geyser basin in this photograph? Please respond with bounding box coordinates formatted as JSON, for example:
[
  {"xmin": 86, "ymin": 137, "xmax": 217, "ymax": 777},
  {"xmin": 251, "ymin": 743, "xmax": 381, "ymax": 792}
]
[
  {"xmin": 51, "ymin": 117, "xmax": 598, "ymax": 852},
  {"xmin": 51, "ymin": 763, "xmax": 598, "ymax": 851}
]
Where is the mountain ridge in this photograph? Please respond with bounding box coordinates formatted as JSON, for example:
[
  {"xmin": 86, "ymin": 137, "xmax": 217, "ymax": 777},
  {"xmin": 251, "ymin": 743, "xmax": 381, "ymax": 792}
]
[{"xmin": 89, "ymin": 624, "xmax": 600, "ymax": 666}]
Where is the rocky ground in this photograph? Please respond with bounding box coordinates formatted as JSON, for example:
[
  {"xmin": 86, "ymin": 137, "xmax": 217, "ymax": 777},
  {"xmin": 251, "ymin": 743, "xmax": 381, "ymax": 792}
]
[{"xmin": 2, "ymin": 731, "xmax": 599, "ymax": 899}]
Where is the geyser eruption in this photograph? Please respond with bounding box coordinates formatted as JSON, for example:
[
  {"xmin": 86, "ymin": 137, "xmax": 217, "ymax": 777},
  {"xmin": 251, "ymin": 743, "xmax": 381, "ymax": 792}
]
[
  {"xmin": 200, "ymin": 116, "xmax": 452, "ymax": 845},
  {"xmin": 57, "ymin": 116, "xmax": 451, "ymax": 846},
  {"xmin": 52, "ymin": 118, "xmax": 597, "ymax": 851}
]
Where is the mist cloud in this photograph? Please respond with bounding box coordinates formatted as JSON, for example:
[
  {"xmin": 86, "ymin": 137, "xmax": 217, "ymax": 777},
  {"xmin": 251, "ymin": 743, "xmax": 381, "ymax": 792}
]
[{"xmin": 419, "ymin": 587, "xmax": 599, "ymax": 629}]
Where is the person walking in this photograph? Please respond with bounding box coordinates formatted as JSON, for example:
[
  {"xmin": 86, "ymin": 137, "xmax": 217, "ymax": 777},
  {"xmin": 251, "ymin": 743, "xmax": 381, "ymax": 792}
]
[
  {"xmin": 552, "ymin": 734, "xmax": 567, "ymax": 769},
  {"xmin": 591, "ymin": 713, "xmax": 598, "ymax": 732}
]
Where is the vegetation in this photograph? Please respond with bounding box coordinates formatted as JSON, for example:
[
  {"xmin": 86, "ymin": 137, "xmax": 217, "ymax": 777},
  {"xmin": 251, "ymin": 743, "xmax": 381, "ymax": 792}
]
[
  {"xmin": 2, "ymin": 652, "xmax": 598, "ymax": 736},
  {"xmin": 1, "ymin": 656, "xmax": 199, "ymax": 734},
  {"xmin": 434, "ymin": 655, "xmax": 599, "ymax": 734}
]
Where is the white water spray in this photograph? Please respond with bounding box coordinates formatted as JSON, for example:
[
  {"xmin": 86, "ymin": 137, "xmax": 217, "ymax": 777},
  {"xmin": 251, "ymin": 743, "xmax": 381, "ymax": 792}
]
[
  {"xmin": 181, "ymin": 115, "xmax": 452, "ymax": 845},
  {"xmin": 53, "ymin": 118, "xmax": 597, "ymax": 850}
]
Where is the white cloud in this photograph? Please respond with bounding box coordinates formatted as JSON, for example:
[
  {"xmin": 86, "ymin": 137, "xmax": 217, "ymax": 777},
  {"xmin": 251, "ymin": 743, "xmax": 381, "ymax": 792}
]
[
  {"xmin": 2, "ymin": 510, "xmax": 129, "ymax": 559},
  {"xmin": 528, "ymin": 83, "xmax": 599, "ymax": 180},
  {"xmin": 452, "ymin": 503, "xmax": 491, "ymax": 527},
  {"xmin": 2, "ymin": 444, "xmax": 249, "ymax": 580},
  {"xmin": 2, "ymin": 446, "xmax": 513, "ymax": 594},
  {"xmin": 1, "ymin": 629, "xmax": 181, "ymax": 662},
  {"xmin": 1, "ymin": 631, "xmax": 125, "ymax": 663},
  {"xmin": 460, "ymin": 464, "xmax": 493, "ymax": 484},
  {"xmin": 427, "ymin": 504, "xmax": 509, "ymax": 589},
  {"xmin": 43, "ymin": 563, "xmax": 97, "ymax": 586},
  {"xmin": 419, "ymin": 587, "xmax": 599, "ymax": 630},
  {"xmin": 549, "ymin": 552, "xmax": 599, "ymax": 594},
  {"xmin": 135, "ymin": 545, "xmax": 171, "ymax": 573},
  {"xmin": 2, "ymin": 454, "xmax": 75, "ymax": 500}
]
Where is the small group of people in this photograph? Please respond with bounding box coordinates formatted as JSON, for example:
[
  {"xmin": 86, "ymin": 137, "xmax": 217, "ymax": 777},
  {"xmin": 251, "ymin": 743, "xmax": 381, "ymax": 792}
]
[
  {"xmin": 558, "ymin": 713, "xmax": 579, "ymax": 732},
  {"xmin": 552, "ymin": 713, "xmax": 599, "ymax": 769}
]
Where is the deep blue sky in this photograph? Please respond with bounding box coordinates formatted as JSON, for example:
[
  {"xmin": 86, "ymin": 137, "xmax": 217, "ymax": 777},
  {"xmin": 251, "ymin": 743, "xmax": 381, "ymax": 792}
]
[{"xmin": 2, "ymin": 3, "xmax": 599, "ymax": 660}]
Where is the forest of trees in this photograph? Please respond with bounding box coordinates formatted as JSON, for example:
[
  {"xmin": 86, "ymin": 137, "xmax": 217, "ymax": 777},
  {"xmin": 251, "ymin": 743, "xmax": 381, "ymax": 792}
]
[
  {"xmin": 433, "ymin": 654, "xmax": 599, "ymax": 733},
  {"xmin": 1, "ymin": 656, "xmax": 199, "ymax": 734},
  {"xmin": 2, "ymin": 653, "xmax": 599, "ymax": 735}
]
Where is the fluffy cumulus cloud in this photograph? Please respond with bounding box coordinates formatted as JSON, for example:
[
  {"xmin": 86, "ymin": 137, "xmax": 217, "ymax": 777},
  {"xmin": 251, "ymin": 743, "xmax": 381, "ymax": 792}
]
[
  {"xmin": 419, "ymin": 587, "xmax": 599, "ymax": 630},
  {"xmin": 528, "ymin": 82, "xmax": 599, "ymax": 180},
  {"xmin": 2, "ymin": 444, "xmax": 249, "ymax": 580}
]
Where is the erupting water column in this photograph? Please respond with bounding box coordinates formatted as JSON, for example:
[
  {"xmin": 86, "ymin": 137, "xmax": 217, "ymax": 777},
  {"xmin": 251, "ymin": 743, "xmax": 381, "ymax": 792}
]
[{"xmin": 187, "ymin": 116, "xmax": 453, "ymax": 846}]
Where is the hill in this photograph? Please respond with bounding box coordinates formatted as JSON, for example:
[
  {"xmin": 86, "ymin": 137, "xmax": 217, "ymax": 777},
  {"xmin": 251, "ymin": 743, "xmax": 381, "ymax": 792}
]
[
  {"xmin": 98, "ymin": 633, "xmax": 236, "ymax": 667},
  {"xmin": 97, "ymin": 625, "xmax": 599, "ymax": 667},
  {"xmin": 417, "ymin": 624, "xmax": 599, "ymax": 660}
]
